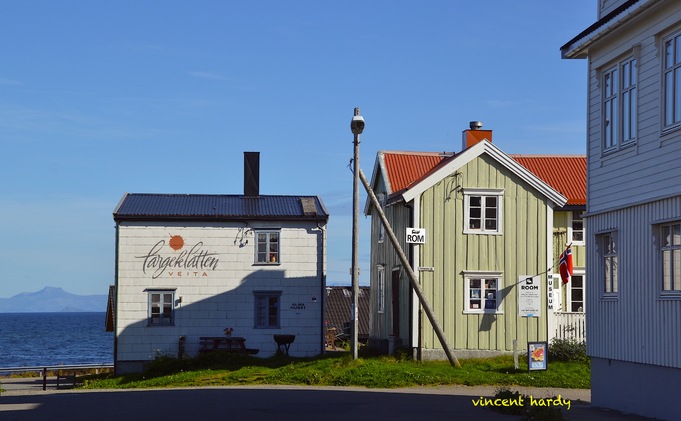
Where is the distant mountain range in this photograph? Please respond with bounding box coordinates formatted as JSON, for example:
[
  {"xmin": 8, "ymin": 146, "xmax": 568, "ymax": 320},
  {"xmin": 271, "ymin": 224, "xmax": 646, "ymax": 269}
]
[{"xmin": 0, "ymin": 287, "xmax": 107, "ymax": 313}]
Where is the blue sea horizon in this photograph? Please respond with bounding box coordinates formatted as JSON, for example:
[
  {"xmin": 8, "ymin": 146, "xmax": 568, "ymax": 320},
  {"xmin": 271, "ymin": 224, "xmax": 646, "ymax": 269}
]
[{"xmin": 0, "ymin": 312, "xmax": 113, "ymax": 368}]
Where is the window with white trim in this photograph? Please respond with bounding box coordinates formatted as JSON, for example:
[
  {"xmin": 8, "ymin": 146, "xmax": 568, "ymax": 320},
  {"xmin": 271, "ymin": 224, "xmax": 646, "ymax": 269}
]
[
  {"xmin": 598, "ymin": 232, "xmax": 618, "ymax": 295},
  {"xmin": 147, "ymin": 289, "xmax": 175, "ymax": 326},
  {"xmin": 464, "ymin": 272, "xmax": 503, "ymax": 314},
  {"xmin": 660, "ymin": 222, "xmax": 681, "ymax": 292},
  {"xmin": 377, "ymin": 265, "xmax": 385, "ymax": 313},
  {"xmin": 463, "ymin": 189, "xmax": 503, "ymax": 234},
  {"xmin": 568, "ymin": 273, "xmax": 585, "ymax": 312},
  {"xmin": 254, "ymin": 291, "xmax": 281, "ymax": 328},
  {"xmin": 603, "ymin": 57, "xmax": 637, "ymax": 150},
  {"xmin": 255, "ymin": 230, "xmax": 280, "ymax": 264},
  {"xmin": 569, "ymin": 211, "xmax": 585, "ymax": 245},
  {"xmin": 664, "ymin": 31, "xmax": 681, "ymax": 130}
]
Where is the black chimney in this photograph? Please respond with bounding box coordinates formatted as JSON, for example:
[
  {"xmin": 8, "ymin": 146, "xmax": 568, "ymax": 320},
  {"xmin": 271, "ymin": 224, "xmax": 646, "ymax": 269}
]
[{"xmin": 244, "ymin": 152, "xmax": 260, "ymax": 196}]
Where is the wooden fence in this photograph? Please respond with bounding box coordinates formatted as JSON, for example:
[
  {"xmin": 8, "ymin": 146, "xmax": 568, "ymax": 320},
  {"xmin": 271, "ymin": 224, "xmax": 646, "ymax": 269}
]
[{"xmin": 554, "ymin": 312, "xmax": 586, "ymax": 342}]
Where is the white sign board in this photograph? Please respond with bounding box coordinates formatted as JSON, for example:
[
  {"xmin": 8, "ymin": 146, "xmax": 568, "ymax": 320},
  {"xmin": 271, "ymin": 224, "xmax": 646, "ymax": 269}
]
[
  {"xmin": 518, "ymin": 276, "xmax": 541, "ymax": 317},
  {"xmin": 406, "ymin": 228, "xmax": 426, "ymax": 244}
]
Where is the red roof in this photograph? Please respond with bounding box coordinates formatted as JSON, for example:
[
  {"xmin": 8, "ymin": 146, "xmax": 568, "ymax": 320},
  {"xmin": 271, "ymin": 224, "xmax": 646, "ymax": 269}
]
[
  {"xmin": 510, "ymin": 155, "xmax": 587, "ymax": 206},
  {"xmin": 379, "ymin": 150, "xmax": 586, "ymax": 207},
  {"xmin": 382, "ymin": 151, "xmax": 449, "ymax": 193}
]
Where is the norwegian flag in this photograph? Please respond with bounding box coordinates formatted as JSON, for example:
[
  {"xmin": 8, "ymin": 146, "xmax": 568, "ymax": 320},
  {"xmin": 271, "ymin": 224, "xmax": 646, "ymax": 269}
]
[{"xmin": 559, "ymin": 244, "xmax": 573, "ymax": 285}]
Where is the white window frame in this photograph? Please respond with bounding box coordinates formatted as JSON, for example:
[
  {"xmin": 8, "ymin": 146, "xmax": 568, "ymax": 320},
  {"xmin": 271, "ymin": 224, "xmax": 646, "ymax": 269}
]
[
  {"xmin": 463, "ymin": 271, "xmax": 503, "ymax": 314},
  {"xmin": 463, "ymin": 188, "xmax": 503, "ymax": 235},
  {"xmin": 664, "ymin": 30, "xmax": 681, "ymax": 132},
  {"xmin": 660, "ymin": 222, "xmax": 681, "ymax": 294},
  {"xmin": 255, "ymin": 230, "xmax": 280, "ymax": 264},
  {"xmin": 567, "ymin": 270, "xmax": 585, "ymax": 313},
  {"xmin": 377, "ymin": 265, "xmax": 385, "ymax": 313},
  {"xmin": 146, "ymin": 289, "xmax": 176, "ymax": 326},
  {"xmin": 254, "ymin": 291, "xmax": 281, "ymax": 328},
  {"xmin": 568, "ymin": 210, "xmax": 585, "ymax": 246},
  {"xmin": 598, "ymin": 232, "xmax": 618, "ymax": 296},
  {"xmin": 602, "ymin": 57, "xmax": 637, "ymax": 152}
]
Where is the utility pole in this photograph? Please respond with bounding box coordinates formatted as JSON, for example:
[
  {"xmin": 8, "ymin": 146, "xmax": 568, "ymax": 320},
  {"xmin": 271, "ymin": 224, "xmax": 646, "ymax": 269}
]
[{"xmin": 350, "ymin": 107, "xmax": 364, "ymax": 360}]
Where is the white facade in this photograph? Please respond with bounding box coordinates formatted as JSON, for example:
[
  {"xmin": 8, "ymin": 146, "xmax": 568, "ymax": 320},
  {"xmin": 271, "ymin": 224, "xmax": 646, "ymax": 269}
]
[
  {"xmin": 114, "ymin": 219, "xmax": 326, "ymax": 373},
  {"xmin": 563, "ymin": 1, "xmax": 681, "ymax": 419}
]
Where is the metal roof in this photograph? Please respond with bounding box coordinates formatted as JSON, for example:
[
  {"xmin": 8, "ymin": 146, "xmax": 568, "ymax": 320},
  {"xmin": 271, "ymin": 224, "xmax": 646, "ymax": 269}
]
[
  {"xmin": 113, "ymin": 193, "xmax": 329, "ymax": 222},
  {"xmin": 382, "ymin": 151, "xmax": 450, "ymax": 194},
  {"xmin": 510, "ymin": 155, "xmax": 587, "ymax": 206},
  {"xmin": 375, "ymin": 148, "xmax": 584, "ymax": 208},
  {"xmin": 325, "ymin": 286, "xmax": 370, "ymax": 338}
]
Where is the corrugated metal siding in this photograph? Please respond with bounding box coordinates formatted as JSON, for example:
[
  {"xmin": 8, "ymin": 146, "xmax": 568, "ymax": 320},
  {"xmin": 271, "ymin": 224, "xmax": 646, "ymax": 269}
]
[
  {"xmin": 587, "ymin": 195, "xmax": 681, "ymax": 368},
  {"xmin": 418, "ymin": 154, "xmax": 548, "ymax": 352},
  {"xmin": 114, "ymin": 194, "xmax": 328, "ymax": 220}
]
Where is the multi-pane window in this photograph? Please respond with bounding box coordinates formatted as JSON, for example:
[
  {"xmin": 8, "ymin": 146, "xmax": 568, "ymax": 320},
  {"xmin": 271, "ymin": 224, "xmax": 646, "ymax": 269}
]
[
  {"xmin": 661, "ymin": 222, "xmax": 681, "ymax": 292},
  {"xmin": 570, "ymin": 211, "xmax": 585, "ymax": 244},
  {"xmin": 464, "ymin": 273, "xmax": 502, "ymax": 314},
  {"xmin": 254, "ymin": 291, "xmax": 281, "ymax": 328},
  {"xmin": 664, "ymin": 31, "xmax": 681, "ymax": 129},
  {"xmin": 603, "ymin": 58, "xmax": 637, "ymax": 150},
  {"xmin": 256, "ymin": 230, "xmax": 279, "ymax": 264},
  {"xmin": 570, "ymin": 275, "xmax": 584, "ymax": 312},
  {"xmin": 464, "ymin": 189, "xmax": 503, "ymax": 234},
  {"xmin": 147, "ymin": 290, "xmax": 175, "ymax": 326},
  {"xmin": 600, "ymin": 233, "xmax": 618, "ymax": 294},
  {"xmin": 377, "ymin": 265, "xmax": 385, "ymax": 313}
]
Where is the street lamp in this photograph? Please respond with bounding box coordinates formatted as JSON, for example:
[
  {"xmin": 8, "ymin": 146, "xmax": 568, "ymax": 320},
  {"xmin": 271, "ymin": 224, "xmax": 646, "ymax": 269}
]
[{"xmin": 350, "ymin": 107, "xmax": 364, "ymax": 360}]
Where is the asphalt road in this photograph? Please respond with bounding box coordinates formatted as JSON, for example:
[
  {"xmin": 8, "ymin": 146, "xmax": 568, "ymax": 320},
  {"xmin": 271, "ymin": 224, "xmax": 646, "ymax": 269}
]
[{"xmin": 0, "ymin": 378, "xmax": 658, "ymax": 421}]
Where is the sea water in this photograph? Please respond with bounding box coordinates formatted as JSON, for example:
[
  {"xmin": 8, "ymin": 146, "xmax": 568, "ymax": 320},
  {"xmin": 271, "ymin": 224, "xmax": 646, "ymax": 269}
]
[{"xmin": 0, "ymin": 312, "xmax": 113, "ymax": 368}]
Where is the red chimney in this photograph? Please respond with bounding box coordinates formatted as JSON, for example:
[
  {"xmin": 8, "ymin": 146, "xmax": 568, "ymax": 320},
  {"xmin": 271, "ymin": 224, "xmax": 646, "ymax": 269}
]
[{"xmin": 462, "ymin": 121, "xmax": 492, "ymax": 150}]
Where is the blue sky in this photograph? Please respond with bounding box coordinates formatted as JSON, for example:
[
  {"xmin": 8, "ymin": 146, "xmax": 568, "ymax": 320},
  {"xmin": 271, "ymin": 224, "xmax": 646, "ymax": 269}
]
[{"xmin": 0, "ymin": 1, "xmax": 594, "ymax": 298}]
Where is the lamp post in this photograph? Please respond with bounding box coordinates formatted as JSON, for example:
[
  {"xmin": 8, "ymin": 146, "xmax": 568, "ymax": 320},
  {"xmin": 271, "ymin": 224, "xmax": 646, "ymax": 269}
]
[{"xmin": 350, "ymin": 107, "xmax": 364, "ymax": 360}]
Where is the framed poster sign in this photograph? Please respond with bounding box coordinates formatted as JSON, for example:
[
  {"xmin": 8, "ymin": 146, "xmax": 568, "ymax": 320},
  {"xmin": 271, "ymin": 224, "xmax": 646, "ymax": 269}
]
[{"xmin": 528, "ymin": 341, "xmax": 548, "ymax": 371}]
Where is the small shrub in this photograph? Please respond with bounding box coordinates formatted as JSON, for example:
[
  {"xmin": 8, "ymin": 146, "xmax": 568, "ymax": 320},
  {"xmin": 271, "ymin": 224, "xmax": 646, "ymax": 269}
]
[{"xmin": 548, "ymin": 339, "xmax": 588, "ymax": 363}]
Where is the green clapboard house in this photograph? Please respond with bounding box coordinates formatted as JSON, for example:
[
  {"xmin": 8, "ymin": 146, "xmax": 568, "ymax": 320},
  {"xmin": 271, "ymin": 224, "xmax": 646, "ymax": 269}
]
[{"xmin": 364, "ymin": 124, "xmax": 584, "ymax": 360}]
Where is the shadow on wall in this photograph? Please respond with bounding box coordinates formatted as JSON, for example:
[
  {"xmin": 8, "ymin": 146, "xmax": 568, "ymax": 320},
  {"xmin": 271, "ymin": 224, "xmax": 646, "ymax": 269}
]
[{"xmin": 115, "ymin": 269, "xmax": 324, "ymax": 374}]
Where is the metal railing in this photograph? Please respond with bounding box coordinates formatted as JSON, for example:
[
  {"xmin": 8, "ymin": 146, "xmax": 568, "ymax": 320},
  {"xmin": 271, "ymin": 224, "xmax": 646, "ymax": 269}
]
[{"xmin": 0, "ymin": 363, "xmax": 113, "ymax": 390}]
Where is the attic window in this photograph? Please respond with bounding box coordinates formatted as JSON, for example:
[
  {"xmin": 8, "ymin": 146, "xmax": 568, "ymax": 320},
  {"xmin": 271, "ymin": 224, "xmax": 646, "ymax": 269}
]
[{"xmin": 463, "ymin": 189, "xmax": 504, "ymax": 235}]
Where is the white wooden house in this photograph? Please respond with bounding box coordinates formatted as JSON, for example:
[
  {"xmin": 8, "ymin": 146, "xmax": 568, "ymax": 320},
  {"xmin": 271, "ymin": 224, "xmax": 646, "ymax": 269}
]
[
  {"xmin": 111, "ymin": 153, "xmax": 329, "ymax": 374},
  {"xmin": 563, "ymin": 1, "xmax": 681, "ymax": 419}
]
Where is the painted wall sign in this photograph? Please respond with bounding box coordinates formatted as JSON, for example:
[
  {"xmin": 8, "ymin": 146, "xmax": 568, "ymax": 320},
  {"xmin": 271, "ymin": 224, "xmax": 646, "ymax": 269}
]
[
  {"xmin": 406, "ymin": 228, "xmax": 426, "ymax": 244},
  {"xmin": 135, "ymin": 235, "xmax": 220, "ymax": 279},
  {"xmin": 290, "ymin": 302, "xmax": 306, "ymax": 310},
  {"xmin": 518, "ymin": 275, "xmax": 541, "ymax": 317}
]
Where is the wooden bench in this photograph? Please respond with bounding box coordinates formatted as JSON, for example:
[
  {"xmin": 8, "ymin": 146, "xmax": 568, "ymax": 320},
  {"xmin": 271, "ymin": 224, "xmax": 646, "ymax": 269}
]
[{"xmin": 199, "ymin": 336, "xmax": 259, "ymax": 355}]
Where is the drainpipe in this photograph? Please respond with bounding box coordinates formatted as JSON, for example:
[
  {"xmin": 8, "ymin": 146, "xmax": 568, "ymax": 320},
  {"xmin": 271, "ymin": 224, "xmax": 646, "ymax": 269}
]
[{"xmin": 316, "ymin": 222, "xmax": 326, "ymax": 354}]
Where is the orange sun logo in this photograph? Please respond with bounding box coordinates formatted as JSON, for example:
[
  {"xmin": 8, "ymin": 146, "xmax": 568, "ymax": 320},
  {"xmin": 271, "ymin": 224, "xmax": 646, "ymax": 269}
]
[{"xmin": 169, "ymin": 235, "xmax": 185, "ymax": 251}]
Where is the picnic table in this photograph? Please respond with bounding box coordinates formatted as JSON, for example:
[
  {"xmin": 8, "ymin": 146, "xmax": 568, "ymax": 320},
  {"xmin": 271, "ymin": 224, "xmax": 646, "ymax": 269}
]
[{"xmin": 198, "ymin": 336, "xmax": 259, "ymax": 355}]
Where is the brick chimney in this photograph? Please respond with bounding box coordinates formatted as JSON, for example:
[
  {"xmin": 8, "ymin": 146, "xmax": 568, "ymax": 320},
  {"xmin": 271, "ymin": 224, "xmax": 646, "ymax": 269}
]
[
  {"xmin": 244, "ymin": 152, "xmax": 260, "ymax": 196},
  {"xmin": 462, "ymin": 121, "xmax": 492, "ymax": 150}
]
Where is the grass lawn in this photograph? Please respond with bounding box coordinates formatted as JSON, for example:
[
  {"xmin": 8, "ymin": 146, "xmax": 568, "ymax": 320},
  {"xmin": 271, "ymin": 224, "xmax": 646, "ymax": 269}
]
[{"xmin": 82, "ymin": 351, "xmax": 590, "ymax": 390}]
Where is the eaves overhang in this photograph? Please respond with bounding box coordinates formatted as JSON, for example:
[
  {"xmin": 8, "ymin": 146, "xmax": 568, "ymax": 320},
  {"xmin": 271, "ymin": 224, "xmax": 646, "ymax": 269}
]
[
  {"xmin": 561, "ymin": 0, "xmax": 663, "ymax": 59},
  {"xmin": 401, "ymin": 141, "xmax": 568, "ymax": 208}
]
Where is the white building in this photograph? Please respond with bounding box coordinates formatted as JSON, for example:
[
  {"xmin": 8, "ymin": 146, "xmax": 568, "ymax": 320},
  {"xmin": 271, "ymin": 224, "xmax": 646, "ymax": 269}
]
[
  {"xmin": 111, "ymin": 152, "xmax": 329, "ymax": 374},
  {"xmin": 562, "ymin": 1, "xmax": 681, "ymax": 419}
]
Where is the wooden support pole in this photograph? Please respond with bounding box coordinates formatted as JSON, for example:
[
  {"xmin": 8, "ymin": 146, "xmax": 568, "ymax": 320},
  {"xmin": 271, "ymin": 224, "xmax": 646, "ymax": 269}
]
[{"xmin": 359, "ymin": 169, "xmax": 461, "ymax": 367}]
